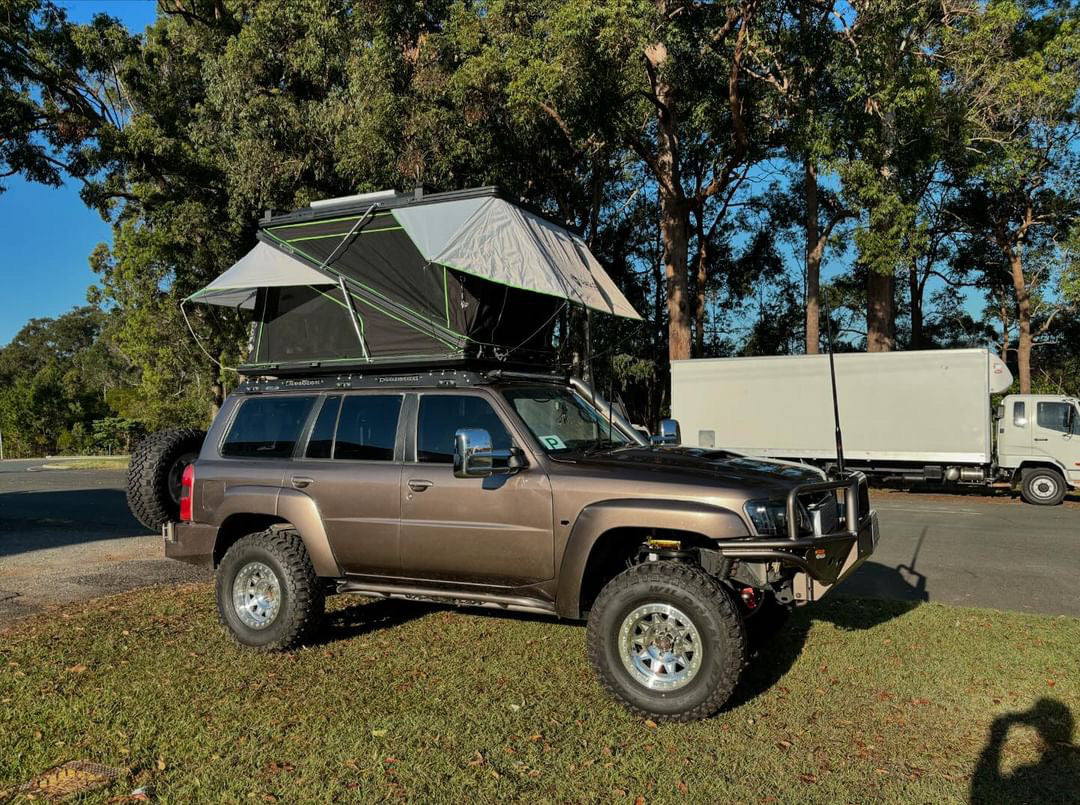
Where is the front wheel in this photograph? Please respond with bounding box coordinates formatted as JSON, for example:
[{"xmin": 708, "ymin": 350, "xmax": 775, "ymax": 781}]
[
  {"xmin": 215, "ymin": 528, "xmax": 325, "ymax": 651},
  {"xmin": 1020, "ymin": 468, "xmax": 1067, "ymax": 506},
  {"xmin": 586, "ymin": 562, "xmax": 747, "ymax": 722}
]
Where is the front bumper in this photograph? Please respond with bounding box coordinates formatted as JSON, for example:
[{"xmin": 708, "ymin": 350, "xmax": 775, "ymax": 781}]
[
  {"xmin": 162, "ymin": 520, "xmax": 216, "ymax": 568},
  {"xmin": 714, "ymin": 472, "xmax": 879, "ymax": 603}
]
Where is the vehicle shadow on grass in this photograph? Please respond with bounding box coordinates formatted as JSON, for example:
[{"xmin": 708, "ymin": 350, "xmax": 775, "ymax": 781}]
[
  {"xmin": 312, "ymin": 597, "xmax": 440, "ymax": 646},
  {"xmin": 969, "ymin": 698, "xmax": 1080, "ymax": 804},
  {"xmin": 729, "ymin": 555, "xmax": 929, "ymax": 709}
]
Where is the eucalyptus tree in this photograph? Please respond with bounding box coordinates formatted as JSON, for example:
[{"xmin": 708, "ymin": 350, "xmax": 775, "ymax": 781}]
[{"xmin": 942, "ymin": 0, "xmax": 1080, "ymax": 392}]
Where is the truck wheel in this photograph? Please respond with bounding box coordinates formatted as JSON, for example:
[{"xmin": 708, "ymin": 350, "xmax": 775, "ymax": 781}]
[
  {"xmin": 126, "ymin": 427, "xmax": 206, "ymax": 530},
  {"xmin": 216, "ymin": 528, "xmax": 325, "ymax": 651},
  {"xmin": 586, "ymin": 562, "xmax": 747, "ymax": 722},
  {"xmin": 1020, "ymin": 468, "xmax": 1067, "ymax": 506}
]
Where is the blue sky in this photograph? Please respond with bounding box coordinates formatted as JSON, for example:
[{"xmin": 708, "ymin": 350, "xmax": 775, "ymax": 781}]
[{"xmin": 0, "ymin": 1, "xmax": 157, "ymax": 346}]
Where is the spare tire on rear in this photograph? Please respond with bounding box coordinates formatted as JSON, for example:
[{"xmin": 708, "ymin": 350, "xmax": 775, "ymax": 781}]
[{"xmin": 127, "ymin": 427, "xmax": 206, "ymax": 531}]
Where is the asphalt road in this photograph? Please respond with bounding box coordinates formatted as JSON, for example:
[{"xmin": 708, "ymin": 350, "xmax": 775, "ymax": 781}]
[
  {"xmin": 0, "ymin": 461, "xmax": 208, "ymax": 620},
  {"xmin": 0, "ymin": 462, "xmax": 1077, "ymax": 620}
]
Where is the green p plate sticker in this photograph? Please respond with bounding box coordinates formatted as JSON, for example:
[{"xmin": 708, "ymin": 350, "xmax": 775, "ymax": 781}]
[{"xmin": 540, "ymin": 435, "xmax": 566, "ymax": 450}]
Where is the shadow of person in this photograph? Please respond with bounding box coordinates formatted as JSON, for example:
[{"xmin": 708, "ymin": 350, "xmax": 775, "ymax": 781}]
[{"xmin": 971, "ymin": 698, "xmax": 1080, "ymax": 804}]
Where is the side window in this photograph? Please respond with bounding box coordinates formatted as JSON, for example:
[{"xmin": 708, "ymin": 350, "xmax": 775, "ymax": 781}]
[
  {"xmin": 305, "ymin": 396, "xmax": 341, "ymax": 459},
  {"xmin": 221, "ymin": 396, "xmax": 316, "ymax": 459},
  {"xmin": 417, "ymin": 395, "xmax": 512, "ymax": 464},
  {"xmin": 1036, "ymin": 402, "xmax": 1074, "ymax": 435},
  {"xmin": 1013, "ymin": 401, "xmax": 1027, "ymax": 427},
  {"xmin": 334, "ymin": 395, "xmax": 402, "ymax": 461}
]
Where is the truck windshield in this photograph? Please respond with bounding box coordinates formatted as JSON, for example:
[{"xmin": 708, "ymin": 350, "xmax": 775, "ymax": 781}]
[{"xmin": 503, "ymin": 386, "xmax": 632, "ymax": 454}]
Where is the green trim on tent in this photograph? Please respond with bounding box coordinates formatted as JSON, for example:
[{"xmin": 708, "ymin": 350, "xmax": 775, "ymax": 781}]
[
  {"xmin": 261, "ymin": 229, "xmax": 466, "ymax": 345},
  {"xmin": 443, "ymin": 266, "xmax": 450, "ymax": 328},
  {"xmin": 242, "ymin": 350, "xmax": 467, "ymax": 369},
  {"xmin": 266, "ymin": 210, "xmax": 395, "ymax": 232},
  {"xmin": 283, "ymin": 226, "xmax": 404, "ymax": 243}
]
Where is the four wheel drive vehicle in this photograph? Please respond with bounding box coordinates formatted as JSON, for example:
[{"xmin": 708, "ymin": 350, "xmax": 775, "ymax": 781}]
[{"xmin": 134, "ymin": 368, "xmax": 879, "ymax": 721}]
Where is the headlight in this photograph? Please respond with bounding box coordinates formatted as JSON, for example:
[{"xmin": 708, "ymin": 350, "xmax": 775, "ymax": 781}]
[{"xmin": 743, "ymin": 499, "xmax": 810, "ymax": 536}]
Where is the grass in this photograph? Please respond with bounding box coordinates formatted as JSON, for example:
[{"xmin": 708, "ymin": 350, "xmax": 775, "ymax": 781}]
[
  {"xmin": 38, "ymin": 456, "xmax": 130, "ymax": 471},
  {"xmin": 1, "ymin": 587, "xmax": 1077, "ymax": 804}
]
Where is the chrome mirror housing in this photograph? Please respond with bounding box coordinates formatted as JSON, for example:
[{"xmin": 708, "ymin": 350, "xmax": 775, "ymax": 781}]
[
  {"xmin": 650, "ymin": 418, "xmax": 682, "ymax": 446},
  {"xmin": 454, "ymin": 428, "xmax": 526, "ymax": 478}
]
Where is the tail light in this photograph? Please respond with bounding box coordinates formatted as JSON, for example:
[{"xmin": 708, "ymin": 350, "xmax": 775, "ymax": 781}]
[{"xmin": 179, "ymin": 463, "xmax": 195, "ymax": 522}]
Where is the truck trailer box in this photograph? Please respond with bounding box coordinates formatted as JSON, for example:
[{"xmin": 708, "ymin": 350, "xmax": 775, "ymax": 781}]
[{"xmin": 671, "ymin": 349, "xmax": 1012, "ymax": 465}]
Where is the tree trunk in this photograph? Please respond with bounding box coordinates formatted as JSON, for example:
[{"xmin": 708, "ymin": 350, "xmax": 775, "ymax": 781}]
[
  {"xmin": 804, "ymin": 158, "xmax": 821, "ymax": 355},
  {"xmin": 693, "ymin": 218, "xmax": 708, "ymax": 358},
  {"xmin": 1006, "ymin": 247, "xmax": 1032, "ymax": 393},
  {"xmin": 210, "ymin": 381, "xmax": 224, "ymax": 420},
  {"xmin": 661, "ymin": 198, "xmax": 692, "ymax": 361},
  {"xmin": 866, "ymin": 269, "xmax": 895, "ymax": 352},
  {"xmin": 909, "ymin": 259, "xmax": 923, "ymax": 350}
]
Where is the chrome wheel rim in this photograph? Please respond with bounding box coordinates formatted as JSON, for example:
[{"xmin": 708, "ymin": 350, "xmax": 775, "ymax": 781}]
[
  {"xmin": 232, "ymin": 561, "xmax": 282, "ymax": 629},
  {"xmin": 1030, "ymin": 476, "xmax": 1059, "ymax": 501},
  {"xmin": 618, "ymin": 603, "xmax": 703, "ymax": 691}
]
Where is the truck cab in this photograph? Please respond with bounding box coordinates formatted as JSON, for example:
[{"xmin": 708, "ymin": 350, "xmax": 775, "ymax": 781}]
[{"xmin": 997, "ymin": 394, "xmax": 1080, "ymax": 504}]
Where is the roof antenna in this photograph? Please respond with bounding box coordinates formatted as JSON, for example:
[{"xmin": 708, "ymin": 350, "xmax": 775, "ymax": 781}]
[{"xmin": 821, "ymin": 289, "xmax": 845, "ymax": 476}]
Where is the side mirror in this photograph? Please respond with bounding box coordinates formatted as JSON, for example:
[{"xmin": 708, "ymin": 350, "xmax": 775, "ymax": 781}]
[
  {"xmin": 650, "ymin": 418, "xmax": 681, "ymax": 446},
  {"xmin": 453, "ymin": 428, "xmax": 526, "ymax": 478}
]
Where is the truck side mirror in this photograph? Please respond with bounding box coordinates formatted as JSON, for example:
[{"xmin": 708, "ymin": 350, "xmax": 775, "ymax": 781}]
[
  {"xmin": 454, "ymin": 428, "xmax": 525, "ymax": 478},
  {"xmin": 651, "ymin": 419, "xmax": 682, "ymax": 446}
]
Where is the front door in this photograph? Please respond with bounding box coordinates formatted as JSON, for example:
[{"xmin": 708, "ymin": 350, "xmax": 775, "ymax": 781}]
[
  {"xmin": 1031, "ymin": 399, "xmax": 1080, "ymax": 483},
  {"xmin": 399, "ymin": 391, "xmax": 554, "ymax": 587},
  {"xmin": 286, "ymin": 393, "xmax": 405, "ymax": 576}
]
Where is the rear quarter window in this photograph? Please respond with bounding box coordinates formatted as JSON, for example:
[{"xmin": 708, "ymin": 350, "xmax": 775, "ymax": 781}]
[{"xmin": 221, "ymin": 396, "xmax": 316, "ymax": 458}]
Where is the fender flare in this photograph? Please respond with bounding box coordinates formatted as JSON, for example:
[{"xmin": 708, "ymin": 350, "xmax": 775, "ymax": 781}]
[
  {"xmin": 554, "ymin": 498, "xmax": 749, "ymax": 619},
  {"xmin": 215, "ymin": 485, "xmax": 341, "ymax": 577}
]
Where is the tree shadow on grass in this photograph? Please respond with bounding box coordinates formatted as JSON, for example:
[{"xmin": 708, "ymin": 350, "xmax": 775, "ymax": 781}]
[{"xmin": 970, "ymin": 698, "xmax": 1080, "ymax": 804}]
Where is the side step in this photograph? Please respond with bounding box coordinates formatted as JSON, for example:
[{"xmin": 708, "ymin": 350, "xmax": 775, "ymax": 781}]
[{"xmin": 336, "ymin": 579, "xmax": 557, "ymax": 618}]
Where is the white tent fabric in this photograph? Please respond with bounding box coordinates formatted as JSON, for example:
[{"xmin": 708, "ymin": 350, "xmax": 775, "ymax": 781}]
[
  {"xmin": 393, "ymin": 197, "xmax": 641, "ymax": 320},
  {"xmin": 187, "ymin": 241, "xmax": 335, "ymax": 309}
]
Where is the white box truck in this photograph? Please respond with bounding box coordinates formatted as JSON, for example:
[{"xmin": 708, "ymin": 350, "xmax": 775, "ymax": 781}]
[{"xmin": 670, "ymin": 349, "xmax": 1080, "ymax": 505}]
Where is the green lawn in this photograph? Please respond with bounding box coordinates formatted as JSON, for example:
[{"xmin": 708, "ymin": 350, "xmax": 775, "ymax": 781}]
[{"xmin": 1, "ymin": 586, "xmax": 1076, "ymax": 803}]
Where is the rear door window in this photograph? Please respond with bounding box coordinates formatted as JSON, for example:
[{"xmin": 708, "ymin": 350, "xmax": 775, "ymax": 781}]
[
  {"xmin": 333, "ymin": 395, "xmax": 402, "ymax": 461},
  {"xmin": 221, "ymin": 396, "xmax": 316, "ymax": 458}
]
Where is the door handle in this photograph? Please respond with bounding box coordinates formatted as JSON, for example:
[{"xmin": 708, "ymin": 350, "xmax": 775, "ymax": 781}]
[
  {"xmin": 291, "ymin": 476, "xmax": 314, "ymax": 489},
  {"xmin": 408, "ymin": 479, "xmax": 433, "ymax": 492},
  {"xmin": 1034, "ymin": 438, "xmax": 1048, "ymax": 442}
]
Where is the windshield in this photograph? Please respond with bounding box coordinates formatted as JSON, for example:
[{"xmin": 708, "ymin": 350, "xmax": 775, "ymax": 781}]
[{"xmin": 503, "ymin": 386, "xmax": 632, "ymax": 454}]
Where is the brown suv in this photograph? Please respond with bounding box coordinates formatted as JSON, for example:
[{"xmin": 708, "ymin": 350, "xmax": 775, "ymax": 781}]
[{"xmin": 129, "ymin": 367, "xmax": 878, "ymax": 721}]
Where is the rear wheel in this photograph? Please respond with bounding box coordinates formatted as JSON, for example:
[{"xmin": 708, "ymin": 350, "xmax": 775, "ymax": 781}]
[
  {"xmin": 126, "ymin": 427, "xmax": 205, "ymax": 530},
  {"xmin": 1020, "ymin": 468, "xmax": 1067, "ymax": 506},
  {"xmin": 586, "ymin": 562, "xmax": 747, "ymax": 722},
  {"xmin": 216, "ymin": 528, "xmax": 325, "ymax": 651}
]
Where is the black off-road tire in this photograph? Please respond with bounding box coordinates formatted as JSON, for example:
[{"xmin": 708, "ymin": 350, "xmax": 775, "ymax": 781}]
[
  {"xmin": 586, "ymin": 562, "xmax": 747, "ymax": 722},
  {"xmin": 215, "ymin": 528, "xmax": 325, "ymax": 651},
  {"xmin": 1019, "ymin": 468, "xmax": 1067, "ymax": 506},
  {"xmin": 126, "ymin": 427, "xmax": 206, "ymax": 530}
]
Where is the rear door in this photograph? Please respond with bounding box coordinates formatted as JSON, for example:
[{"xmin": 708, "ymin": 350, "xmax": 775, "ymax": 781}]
[
  {"xmin": 286, "ymin": 392, "xmax": 405, "ymax": 576},
  {"xmin": 398, "ymin": 391, "xmax": 554, "ymax": 586}
]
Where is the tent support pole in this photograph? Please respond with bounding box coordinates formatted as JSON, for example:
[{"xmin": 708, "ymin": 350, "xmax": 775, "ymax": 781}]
[{"xmin": 339, "ymin": 276, "xmax": 371, "ymax": 363}]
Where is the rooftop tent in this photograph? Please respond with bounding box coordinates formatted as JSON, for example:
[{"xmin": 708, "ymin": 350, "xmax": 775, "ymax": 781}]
[{"xmin": 187, "ymin": 187, "xmax": 640, "ymax": 373}]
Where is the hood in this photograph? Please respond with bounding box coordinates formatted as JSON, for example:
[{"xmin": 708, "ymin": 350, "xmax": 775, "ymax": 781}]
[{"xmin": 553, "ymin": 446, "xmax": 824, "ymax": 498}]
